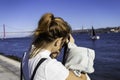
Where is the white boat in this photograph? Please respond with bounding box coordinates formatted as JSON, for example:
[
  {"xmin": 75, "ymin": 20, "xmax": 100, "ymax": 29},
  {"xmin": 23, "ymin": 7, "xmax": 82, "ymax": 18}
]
[
  {"xmin": 90, "ymin": 26, "xmax": 100, "ymax": 40},
  {"xmin": 91, "ymin": 35, "xmax": 100, "ymax": 40}
]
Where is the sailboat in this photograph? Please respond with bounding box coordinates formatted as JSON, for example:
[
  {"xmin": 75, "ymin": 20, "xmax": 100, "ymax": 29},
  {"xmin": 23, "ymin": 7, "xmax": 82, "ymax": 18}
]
[{"xmin": 90, "ymin": 26, "xmax": 100, "ymax": 40}]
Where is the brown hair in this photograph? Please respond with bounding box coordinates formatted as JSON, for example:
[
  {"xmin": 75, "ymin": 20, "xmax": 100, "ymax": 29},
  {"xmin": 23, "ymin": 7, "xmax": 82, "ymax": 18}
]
[{"xmin": 30, "ymin": 13, "xmax": 71, "ymax": 58}]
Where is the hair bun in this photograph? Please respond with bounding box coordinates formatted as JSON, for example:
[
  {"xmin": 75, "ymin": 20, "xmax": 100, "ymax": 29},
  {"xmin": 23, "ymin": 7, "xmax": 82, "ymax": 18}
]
[{"xmin": 35, "ymin": 13, "xmax": 55, "ymax": 36}]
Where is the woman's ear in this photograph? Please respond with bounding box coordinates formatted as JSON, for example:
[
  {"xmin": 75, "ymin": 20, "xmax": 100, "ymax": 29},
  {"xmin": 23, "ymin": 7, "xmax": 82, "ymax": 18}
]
[{"xmin": 54, "ymin": 38, "xmax": 62, "ymax": 46}]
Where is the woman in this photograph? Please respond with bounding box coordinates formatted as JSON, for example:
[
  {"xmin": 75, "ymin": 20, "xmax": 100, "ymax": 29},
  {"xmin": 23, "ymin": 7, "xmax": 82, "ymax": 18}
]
[{"xmin": 28, "ymin": 13, "xmax": 87, "ymax": 80}]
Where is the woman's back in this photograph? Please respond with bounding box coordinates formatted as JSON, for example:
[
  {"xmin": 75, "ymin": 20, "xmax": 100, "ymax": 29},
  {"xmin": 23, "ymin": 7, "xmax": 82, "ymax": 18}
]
[{"xmin": 29, "ymin": 49, "xmax": 69, "ymax": 80}]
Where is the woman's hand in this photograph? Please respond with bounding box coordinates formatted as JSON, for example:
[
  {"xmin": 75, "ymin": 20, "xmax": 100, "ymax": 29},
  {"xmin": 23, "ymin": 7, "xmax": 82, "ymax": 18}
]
[{"xmin": 69, "ymin": 34, "xmax": 75, "ymax": 43}]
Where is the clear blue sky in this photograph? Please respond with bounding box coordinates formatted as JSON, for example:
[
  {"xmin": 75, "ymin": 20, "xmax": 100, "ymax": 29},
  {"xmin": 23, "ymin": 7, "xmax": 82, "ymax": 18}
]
[{"xmin": 0, "ymin": 0, "xmax": 120, "ymax": 37}]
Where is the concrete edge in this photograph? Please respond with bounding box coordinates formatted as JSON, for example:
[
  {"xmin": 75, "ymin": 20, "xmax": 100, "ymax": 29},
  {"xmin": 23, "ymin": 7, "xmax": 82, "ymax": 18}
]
[{"xmin": 0, "ymin": 55, "xmax": 20, "ymax": 68}]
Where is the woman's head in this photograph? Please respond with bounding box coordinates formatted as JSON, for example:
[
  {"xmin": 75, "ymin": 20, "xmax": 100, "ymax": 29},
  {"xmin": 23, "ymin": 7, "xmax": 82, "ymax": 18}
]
[
  {"xmin": 33, "ymin": 13, "xmax": 71, "ymax": 46},
  {"xmin": 30, "ymin": 13, "xmax": 71, "ymax": 58}
]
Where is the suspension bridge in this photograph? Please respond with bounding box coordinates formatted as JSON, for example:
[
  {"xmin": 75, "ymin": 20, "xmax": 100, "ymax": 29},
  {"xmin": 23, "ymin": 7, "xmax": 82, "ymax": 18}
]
[{"xmin": 0, "ymin": 24, "xmax": 34, "ymax": 39}]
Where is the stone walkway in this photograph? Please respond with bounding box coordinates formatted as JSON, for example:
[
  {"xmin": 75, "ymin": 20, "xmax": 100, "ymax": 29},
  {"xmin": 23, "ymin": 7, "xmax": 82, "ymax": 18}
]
[{"xmin": 0, "ymin": 55, "xmax": 20, "ymax": 80}]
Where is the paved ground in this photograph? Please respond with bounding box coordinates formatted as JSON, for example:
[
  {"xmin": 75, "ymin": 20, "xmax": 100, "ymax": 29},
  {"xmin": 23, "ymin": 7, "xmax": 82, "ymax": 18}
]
[{"xmin": 0, "ymin": 55, "xmax": 20, "ymax": 80}]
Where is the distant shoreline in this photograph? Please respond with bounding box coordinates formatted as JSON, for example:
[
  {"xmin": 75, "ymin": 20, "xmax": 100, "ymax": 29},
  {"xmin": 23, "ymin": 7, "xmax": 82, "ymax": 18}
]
[
  {"xmin": 0, "ymin": 26, "xmax": 120, "ymax": 39},
  {"xmin": 72, "ymin": 26, "xmax": 120, "ymax": 33}
]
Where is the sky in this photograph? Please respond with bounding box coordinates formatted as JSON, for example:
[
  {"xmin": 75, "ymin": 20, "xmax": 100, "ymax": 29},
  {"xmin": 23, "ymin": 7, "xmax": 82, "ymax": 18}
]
[{"xmin": 0, "ymin": 0, "xmax": 120, "ymax": 38}]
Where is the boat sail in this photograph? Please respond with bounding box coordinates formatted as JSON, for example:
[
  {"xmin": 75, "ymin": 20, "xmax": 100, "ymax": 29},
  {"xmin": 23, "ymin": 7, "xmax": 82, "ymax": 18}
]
[{"xmin": 90, "ymin": 26, "xmax": 100, "ymax": 40}]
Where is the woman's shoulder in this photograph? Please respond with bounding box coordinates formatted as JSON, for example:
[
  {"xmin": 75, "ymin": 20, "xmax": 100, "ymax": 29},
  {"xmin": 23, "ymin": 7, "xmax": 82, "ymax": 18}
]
[
  {"xmin": 45, "ymin": 58, "xmax": 64, "ymax": 68},
  {"xmin": 45, "ymin": 58, "xmax": 69, "ymax": 80}
]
